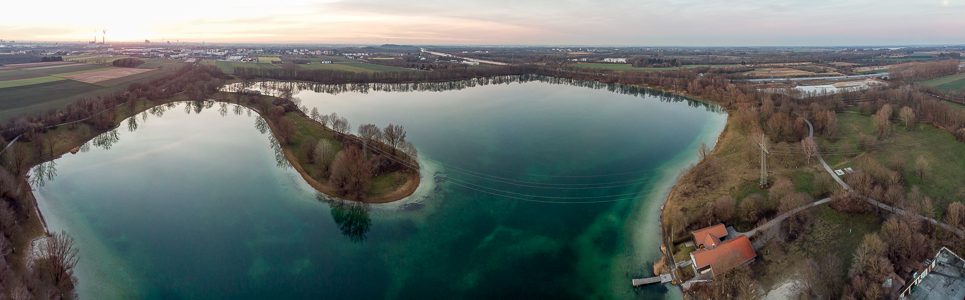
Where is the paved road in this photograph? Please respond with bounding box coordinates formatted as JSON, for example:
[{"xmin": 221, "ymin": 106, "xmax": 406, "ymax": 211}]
[
  {"xmin": 740, "ymin": 197, "xmax": 832, "ymax": 239},
  {"xmin": 743, "ymin": 73, "xmax": 889, "ymax": 83},
  {"xmin": 420, "ymin": 49, "xmax": 509, "ymax": 66}
]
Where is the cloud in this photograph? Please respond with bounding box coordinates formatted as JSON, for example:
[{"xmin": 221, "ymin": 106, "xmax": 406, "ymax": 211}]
[{"xmin": 1, "ymin": 0, "xmax": 963, "ymax": 45}]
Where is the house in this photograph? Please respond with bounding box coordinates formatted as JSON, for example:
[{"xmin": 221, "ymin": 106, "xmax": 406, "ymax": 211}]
[
  {"xmin": 692, "ymin": 224, "xmax": 728, "ymax": 249},
  {"xmin": 689, "ymin": 224, "xmax": 756, "ymax": 277}
]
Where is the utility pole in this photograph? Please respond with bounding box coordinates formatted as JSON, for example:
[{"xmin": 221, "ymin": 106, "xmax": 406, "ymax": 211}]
[{"xmin": 759, "ymin": 133, "xmax": 769, "ymax": 188}]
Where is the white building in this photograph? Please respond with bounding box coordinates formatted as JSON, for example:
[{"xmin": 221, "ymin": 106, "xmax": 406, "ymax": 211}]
[{"xmin": 602, "ymin": 58, "xmax": 627, "ymax": 63}]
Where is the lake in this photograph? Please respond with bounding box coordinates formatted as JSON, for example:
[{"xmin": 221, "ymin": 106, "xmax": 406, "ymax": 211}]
[{"xmin": 33, "ymin": 77, "xmax": 726, "ymax": 299}]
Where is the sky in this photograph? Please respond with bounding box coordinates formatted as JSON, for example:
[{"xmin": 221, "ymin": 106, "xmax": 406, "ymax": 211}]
[{"xmin": 1, "ymin": 0, "xmax": 963, "ymax": 46}]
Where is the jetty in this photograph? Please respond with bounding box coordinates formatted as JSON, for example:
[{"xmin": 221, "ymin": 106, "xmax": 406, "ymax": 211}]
[{"xmin": 632, "ymin": 274, "xmax": 673, "ymax": 287}]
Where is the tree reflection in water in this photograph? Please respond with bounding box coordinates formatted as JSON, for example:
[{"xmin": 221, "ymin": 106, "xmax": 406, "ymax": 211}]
[
  {"xmin": 92, "ymin": 129, "xmax": 120, "ymax": 150},
  {"xmin": 126, "ymin": 116, "xmax": 138, "ymax": 132},
  {"xmin": 30, "ymin": 161, "xmax": 57, "ymax": 188},
  {"xmin": 321, "ymin": 195, "xmax": 371, "ymax": 243}
]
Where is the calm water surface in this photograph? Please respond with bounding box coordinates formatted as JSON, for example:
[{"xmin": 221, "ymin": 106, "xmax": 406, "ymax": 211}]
[{"xmin": 33, "ymin": 78, "xmax": 726, "ymax": 299}]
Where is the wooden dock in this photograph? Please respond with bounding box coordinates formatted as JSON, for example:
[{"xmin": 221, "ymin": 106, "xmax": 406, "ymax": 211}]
[{"xmin": 632, "ymin": 274, "xmax": 672, "ymax": 286}]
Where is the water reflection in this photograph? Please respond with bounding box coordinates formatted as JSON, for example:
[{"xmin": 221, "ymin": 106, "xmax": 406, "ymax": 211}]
[
  {"xmin": 29, "ymin": 161, "xmax": 57, "ymax": 188},
  {"xmin": 321, "ymin": 195, "xmax": 371, "ymax": 243},
  {"xmin": 224, "ymin": 75, "xmax": 723, "ymax": 113},
  {"xmin": 126, "ymin": 117, "xmax": 138, "ymax": 132},
  {"xmin": 253, "ymin": 117, "xmax": 268, "ymax": 135},
  {"xmin": 218, "ymin": 103, "xmax": 228, "ymax": 117},
  {"xmin": 92, "ymin": 129, "xmax": 120, "ymax": 150},
  {"xmin": 267, "ymin": 135, "xmax": 289, "ymax": 170}
]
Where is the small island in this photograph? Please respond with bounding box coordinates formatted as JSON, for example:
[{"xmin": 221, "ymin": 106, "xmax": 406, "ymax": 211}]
[{"xmin": 224, "ymin": 86, "xmax": 421, "ymax": 202}]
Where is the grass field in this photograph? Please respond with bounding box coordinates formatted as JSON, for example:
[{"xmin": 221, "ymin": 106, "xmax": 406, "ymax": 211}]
[
  {"xmin": 922, "ymin": 73, "xmax": 965, "ymax": 95},
  {"xmin": 0, "ymin": 80, "xmax": 105, "ymax": 119},
  {"xmin": 318, "ymin": 55, "xmax": 353, "ymax": 63},
  {"xmin": 820, "ymin": 112, "xmax": 965, "ymax": 215},
  {"xmin": 137, "ymin": 58, "xmax": 186, "ymax": 70},
  {"xmin": 0, "ymin": 76, "xmax": 65, "ymax": 89},
  {"xmin": 207, "ymin": 61, "xmax": 280, "ymax": 74},
  {"xmin": 256, "ymin": 56, "xmax": 282, "ymax": 64}
]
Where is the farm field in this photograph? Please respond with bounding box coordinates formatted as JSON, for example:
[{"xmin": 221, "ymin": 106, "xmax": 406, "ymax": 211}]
[
  {"xmin": 571, "ymin": 63, "xmax": 738, "ymax": 71},
  {"xmin": 65, "ymin": 55, "xmax": 128, "ymax": 64},
  {"xmin": 0, "ymin": 64, "xmax": 107, "ymax": 81},
  {"xmin": 922, "ymin": 73, "xmax": 965, "ymax": 95},
  {"xmin": 206, "ymin": 61, "xmax": 280, "ymax": 74},
  {"xmin": 0, "ymin": 76, "xmax": 65, "ymax": 89},
  {"xmin": 0, "ymin": 59, "xmax": 178, "ymax": 120},
  {"xmin": 137, "ymin": 58, "xmax": 186, "ymax": 70},
  {"xmin": 0, "ymin": 80, "xmax": 105, "ymax": 120},
  {"xmin": 255, "ymin": 56, "xmax": 282, "ymax": 63},
  {"xmin": 63, "ymin": 68, "xmax": 154, "ymax": 84}
]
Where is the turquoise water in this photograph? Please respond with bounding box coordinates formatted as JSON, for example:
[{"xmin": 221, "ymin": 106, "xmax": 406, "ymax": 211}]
[{"xmin": 33, "ymin": 78, "xmax": 726, "ymax": 299}]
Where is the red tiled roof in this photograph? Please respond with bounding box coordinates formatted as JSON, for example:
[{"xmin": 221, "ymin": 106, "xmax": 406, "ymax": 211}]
[
  {"xmin": 692, "ymin": 224, "xmax": 727, "ymax": 248},
  {"xmin": 703, "ymin": 234, "xmax": 721, "ymax": 249},
  {"xmin": 692, "ymin": 235, "xmax": 756, "ymax": 275}
]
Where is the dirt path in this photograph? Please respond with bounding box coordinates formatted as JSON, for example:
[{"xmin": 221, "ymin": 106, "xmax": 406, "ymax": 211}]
[{"xmin": 802, "ymin": 118, "xmax": 964, "ymax": 238}]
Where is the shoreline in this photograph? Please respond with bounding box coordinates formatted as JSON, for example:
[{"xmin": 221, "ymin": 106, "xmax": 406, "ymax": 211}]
[
  {"xmin": 17, "ymin": 97, "xmax": 421, "ymax": 287},
  {"xmin": 252, "ymin": 103, "xmax": 421, "ymax": 203}
]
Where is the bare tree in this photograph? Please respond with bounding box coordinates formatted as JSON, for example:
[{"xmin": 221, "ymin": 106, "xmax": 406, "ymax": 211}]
[
  {"xmin": 795, "ymin": 258, "xmax": 820, "ymax": 297},
  {"xmin": 382, "ymin": 124, "xmax": 406, "ymax": 155},
  {"xmin": 714, "ymin": 195, "xmax": 735, "ymax": 224},
  {"xmin": 325, "ymin": 112, "xmax": 338, "ymax": 130},
  {"xmin": 315, "ymin": 140, "xmax": 335, "ymax": 166},
  {"xmin": 357, "ymin": 124, "xmax": 381, "ymax": 154},
  {"xmin": 33, "ymin": 133, "xmax": 46, "ymax": 159},
  {"xmin": 914, "ymin": 155, "xmax": 931, "ymax": 183},
  {"xmin": 7, "ymin": 142, "xmax": 28, "ymax": 175},
  {"xmin": 769, "ymin": 178, "xmax": 794, "ymax": 202},
  {"xmin": 399, "ymin": 141, "xmax": 418, "ymax": 162},
  {"xmin": 698, "ymin": 142, "xmax": 710, "ymax": 160},
  {"xmin": 872, "ymin": 105, "xmax": 892, "ymax": 138},
  {"xmin": 739, "ymin": 194, "xmax": 763, "ymax": 224},
  {"xmin": 302, "ymin": 136, "xmax": 318, "ymax": 164},
  {"xmin": 310, "ymin": 107, "xmax": 320, "ymax": 123},
  {"xmin": 40, "ymin": 231, "xmax": 79, "ymax": 295},
  {"xmin": 277, "ymin": 117, "xmax": 297, "ymax": 145},
  {"xmin": 801, "ymin": 137, "xmax": 817, "ymax": 164},
  {"xmin": 899, "ymin": 106, "xmax": 916, "ymax": 130},
  {"xmin": 945, "ymin": 202, "xmax": 965, "ymax": 230},
  {"xmin": 329, "ymin": 145, "xmax": 372, "ymax": 200},
  {"xmin": 46, "ymin": 134, "xmax": 58, "ymax": 158}
]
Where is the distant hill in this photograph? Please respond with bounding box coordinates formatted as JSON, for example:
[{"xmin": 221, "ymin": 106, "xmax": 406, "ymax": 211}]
[{"xmin": 365, "ymin": 44, "xmax": 419, "ymax": 52}]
